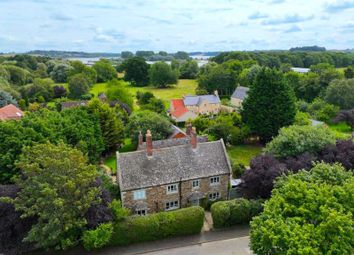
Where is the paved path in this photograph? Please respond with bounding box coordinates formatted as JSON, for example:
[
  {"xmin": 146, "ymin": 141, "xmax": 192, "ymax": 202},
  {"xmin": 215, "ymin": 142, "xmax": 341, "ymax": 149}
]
[{"xmin": 143, "ymin": 236, "xmax": 252, "ymax": 255}]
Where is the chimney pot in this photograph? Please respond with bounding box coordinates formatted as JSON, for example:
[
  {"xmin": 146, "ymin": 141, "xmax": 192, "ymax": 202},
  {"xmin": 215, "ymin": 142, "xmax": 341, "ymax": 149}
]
[
  {"xmin": 146, "ymin": 130, "xmax": 153, "ymax": 156},
  {"xmin": 191, "ymin": 127, "xmax": 197, "ymax": 149}
]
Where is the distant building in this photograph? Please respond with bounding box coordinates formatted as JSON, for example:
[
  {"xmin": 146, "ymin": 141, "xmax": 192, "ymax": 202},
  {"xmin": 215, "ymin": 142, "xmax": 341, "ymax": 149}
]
[
  {"xmin": 117, "ymin": 129, "xmax": 231, "ymax": 215},
  {"xmin": 170, "ymin": 91, "xmax": 221, "ymax": 122},
  {"xmin": 169, "ymin": 125, "xmax": 187, "ymax": 139},
  {"xmin": 0, "ymin": 104, "xmax": 24, "ymax": 121},
  {"xmin": 60, "ymin": 100, "xmax": 88, "ymax": 110},
  {"xmin": 231, "ymin": 86, "xmax": 249, "ymax": 108},
  {"xmin": 291, "ymin": 67, "xmax": 310, "ymax": 73}
]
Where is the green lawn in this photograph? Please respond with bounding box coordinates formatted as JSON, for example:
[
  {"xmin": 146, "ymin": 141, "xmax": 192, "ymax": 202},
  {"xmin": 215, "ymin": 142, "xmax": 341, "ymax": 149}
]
[
  {"xmin": 90, "ymin": 79, "xmax": 198, "ymax": 107},
  {"xmin": 227, "ymin": 144, "xmax": 264, "ymax": 166}
]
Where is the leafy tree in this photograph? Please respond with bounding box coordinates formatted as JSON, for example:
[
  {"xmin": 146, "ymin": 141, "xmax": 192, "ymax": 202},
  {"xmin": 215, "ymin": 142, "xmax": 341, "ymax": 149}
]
[
  {"xmin": 87, "ymin": 99, "xmax": 124, "ymax": 152},
  {"xmin": 242, "ymin": 67, "xmax": 296, "ymax": 143},
  {"xmin": 306, "ymin": 98, "xmax": 339, "ymax": 122},
  {"xmin": 50, "ymin": 63, "xmax": 73, "ymax": 83},
  {"xmin": 179, "ymin": 60, "xmax": 199, "ymax": 79},
  {"xmin": 344, "ymin": 66, "xmax": 354, "ymax": 79},
  {"xmin": 265, "ymin": 125, "xmax": 336, "ymax": 158},
  {"xmin": 174, "ymin": 51, "xmax": 190, "ymax": 60},
  {"xmin": 126, "ymin": 110, "xmax": 172, "ymax": 142},
  {"xmin": 21, "ymin": 78, "xmax": 54, "ymax": 102},
  {"xmin": 0, "ymin": 90, "xmax": 17, "ymax": 107},
  {"xmin": 149, "ymin": 62, "xmax": 178, "ymax": 88},
  {"xmin": 294, "ymin": 111, "xmax": 311, "ymax": 126},
  {"xmin": 4, "ymin": 65, "xmax": 31, "ymax": 85},
  {"xmin": 250, "ymin": 163, "xmax": 354, "ymax": 254},
  {"xmin": 33, "ymin": 62, "xmax": 48, "ymax": 78},
  {"xmin": 298, "ymin": 72, "xmax": 321, "ymax": 102},
  {"xmin": 69, "ymin": 60, "xmax": 97, "ymax": 84},
  {"xmin": 69, "ymin": 73, "xmax": 90, "ymax": 99},
  {"xmin": 241, "ymin": 154, "xmax": 287, "ymax": 199},
  {"xmin": 136, "ymin": 91, "xmax": 154, "ymax": 105},
  {"xmin": 319, "ymin": 140, "xmax": 354, "ymax": 170},
  {"xmin": 92, "ymin": 59, "xmax": 117, "ymax": 82},
  {"xmin": 121, "ymin": 51, "xmax": 134, "ymax": 59},
  {"xmin": 238, "ymin": 65, "xmax": 262, "ymax": 87},
  {"xmin": 13, "ymin": 142, "xmax": 100, "ymax": 250},
  {"xmin": 325, "ymin": 79, "xmax": 354, "ymax": 109},
  {"xmin": 53, "ymin": 85, "xmax": 67, "ymax": 98},
  {"xmin": 122, "ymin": 57, "xmax": 149, "ymax": 86},
  {"xmin": 198, "ymin": 64, "xmax": 236, "ymax": 95},
  {"xmin": 136, "ymin": 51, "xmax": 154, "ymax": 58},
  {"xmin": 106, "ymin": 79, "xmax": 134, "ymax": 109},
  {"xmin": 0, "ymin": 65, "xmax": 10, "ymax": 81}
]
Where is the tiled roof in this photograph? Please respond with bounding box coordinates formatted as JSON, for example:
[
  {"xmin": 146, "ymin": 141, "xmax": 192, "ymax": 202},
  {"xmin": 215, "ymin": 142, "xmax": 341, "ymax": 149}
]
[
  {"xmin": 118, "ymin": 140, "xmax": 231, "ymax": 191},
  {"xmin": 0, "ymin": 104, "xmax": 24, "ymax": 121},
  {"xmin": 137, "ymin": 135, "xmax": 208, "ymax": 151},
  {"xmin": 231, "ymin": 86, "xmax": 249, "ymax": 100},
  {"xmin": 170, "ymin": 99, "xmax": 189, "ymax": 118},
  {"xmin": 169, "ymin": 125, "xmax": 187, "ymax": 139},
  {"xmin": 183, "ymin": 95, "xmax": 220, "ymax": 106},
  {"xmin": 61, "ymin": 101, "xmax": 88, "ymax": 109}
]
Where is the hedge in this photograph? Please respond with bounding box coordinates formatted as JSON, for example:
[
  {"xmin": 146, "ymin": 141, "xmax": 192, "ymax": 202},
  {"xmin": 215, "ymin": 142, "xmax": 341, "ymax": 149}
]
[
  {"xmin": 110, "ymin": 206, "xmax": 205, "ymax": 246},
  {"xmin": 211, "ymin": 199, "xmax": 263, "ymax": 228},
  {"xmin": 82, "ymin": 223, "xmax": 113, "ymax": 251}
]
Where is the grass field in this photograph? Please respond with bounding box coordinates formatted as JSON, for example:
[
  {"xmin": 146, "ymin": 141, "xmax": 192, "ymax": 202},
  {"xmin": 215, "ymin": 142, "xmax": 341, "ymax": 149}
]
[
  {"xmin": 227, "ymin": 144, "xmax": 264, "ymax": 166},
  {"xmin": 90, "ymin": 79, "xmax": 198, "ymax": 107}
]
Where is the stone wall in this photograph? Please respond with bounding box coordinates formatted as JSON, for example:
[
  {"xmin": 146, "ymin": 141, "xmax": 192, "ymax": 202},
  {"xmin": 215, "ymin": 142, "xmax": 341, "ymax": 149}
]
[{"xmin": 122, "ymin": 174, "xmax": 230, "ymax": 214}]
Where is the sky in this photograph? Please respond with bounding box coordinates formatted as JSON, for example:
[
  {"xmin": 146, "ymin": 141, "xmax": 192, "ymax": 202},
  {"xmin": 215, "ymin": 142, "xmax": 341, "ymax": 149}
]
[{"xmin": 0, "ymin": 0, "xmax": 354, "ymax": 53}]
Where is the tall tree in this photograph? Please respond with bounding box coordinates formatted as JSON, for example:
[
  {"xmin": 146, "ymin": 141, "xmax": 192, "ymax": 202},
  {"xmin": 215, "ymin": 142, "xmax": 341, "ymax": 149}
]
[
  {"xmin": 179, "ymin": 60, "xmax": 199, "ymax": 79},
  {"xmin": 0, "ymin": 90, "xmax": 17, "ymax": 107},
  {"xmin": 13, "ymin": 142, "xmax": 100, "ymax": 250},
  {"xmin": 250, "ymin": 163, "xmax": 354, "ymax": 254},
  {"xmin": 69, "ymin": 73, "xmax": 90, "ymax": 99},
  {"xmin": 92, "ymin": 59, "xmax": 117, "ymax": 82},
  {"xmin": 325, "ymin": 79, "xmax": 354, "ymax": 109},
  {"xmin": 344, "ymin": 66, "xmax": 354, "ymax": 79},
  {"xmin": 242, "ymin": 67, "xmax": 296, "ymax": 142},
  {"xmin": 149, "ymin": 62, "xmax": 178, "ymax": 88},
  {"xmin": 122, "ymin": 57, "xmax": 150, "ymax": 87}
]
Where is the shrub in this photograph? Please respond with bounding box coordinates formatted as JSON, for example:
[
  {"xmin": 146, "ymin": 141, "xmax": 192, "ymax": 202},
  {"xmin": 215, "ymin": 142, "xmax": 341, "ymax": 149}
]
[
  {"xmin": 211, "ymin": 199, "xmax": 263, "ymax": 228},
  {"xmin": 231, "ymin": 161, "xmax": 246, "ymax": 178},
  {"xmin": 82, "ymin": 223, "xmax": 113, "ymax": 251},
  {"xmin": 110, "ymin": 206, "xmax": 204, "ymax": 246},
  {"xmin": 109, "ymin": 199, "xmax": 130, "ymax": 221}
]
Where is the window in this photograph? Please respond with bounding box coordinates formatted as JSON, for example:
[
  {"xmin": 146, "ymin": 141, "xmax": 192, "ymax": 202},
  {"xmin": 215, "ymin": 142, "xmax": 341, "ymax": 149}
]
[
  {"xmin": 192, "ymin": 179, "xmax": 200, "ymax": 189},
  {"xmin": 210, "ymin": 176, "xmax": 220, "ymax": 185},
  {"xmin": 133, "ymin": 189, "xmax": 146, "ymax": 200},
  {"xmin": 208, "ymin": 192, "xmax": 220, "ymax": 201},
  {"xmin": 165, "ymin": 200, "xmax": 179, "ymax": 211},
  {"xmin": 135, "ymin": 209, "xmax": 147, "ymax": 216},
  {"xmin": 166, "ymin": 184, "xmax": 178, "ymax": 194}
]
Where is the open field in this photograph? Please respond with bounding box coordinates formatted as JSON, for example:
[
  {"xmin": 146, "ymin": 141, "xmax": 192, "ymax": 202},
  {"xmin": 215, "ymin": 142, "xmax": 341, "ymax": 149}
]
[
  {"xmin": 227, "ymin": 144, "xmax": 264, "ymax": 166},
  {"xmin": 90, "ymin": 79, "xmax": 198, "ymax": 107}
]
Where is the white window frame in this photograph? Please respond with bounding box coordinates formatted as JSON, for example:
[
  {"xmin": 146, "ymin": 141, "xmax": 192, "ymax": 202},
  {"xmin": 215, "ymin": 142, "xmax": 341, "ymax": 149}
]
[
  {"xmin": 210, "ymin": 176, "xmax": 220, "ymax": 186},
  {"xmin": 208, "ymin": 192, "xmax": 220, "ymax": 201},
  {"xmin": 135, "ymin": 209, "xmax": 147, "ymax": 216},
  {"xmin": 192, "ymin": 179, "xmax": 200, "ymax": 189},
  {"xmin": 166, "ymin": 184, "xmax": 178, "ymax": 194},
  {"xmin": 133, "ymin": 189, "xmax": 146, "ymax": 200},
  {"xmin": 165, "ymin": 200, "xmax": 179, "ymax": 211}
]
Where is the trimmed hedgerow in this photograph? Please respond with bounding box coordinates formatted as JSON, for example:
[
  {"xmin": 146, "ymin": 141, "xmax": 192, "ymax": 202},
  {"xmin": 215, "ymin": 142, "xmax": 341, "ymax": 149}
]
[
  {"xmin": 110, "ymin": 206, "xmax": 205, "ymax": 246},
  {"xmin": 211, "ymin": 199, "xmax": 263, "ymax": 228}
]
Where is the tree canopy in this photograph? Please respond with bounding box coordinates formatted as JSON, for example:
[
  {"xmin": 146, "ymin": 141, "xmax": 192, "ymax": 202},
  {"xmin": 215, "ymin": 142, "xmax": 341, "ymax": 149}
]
[
  {"xmin": 122, "ymin": 57, "xmax": 150, "ymax": 87},
  {"xmin": 13, "ymin": 142, "xmax": 100, "ymax": 250},
  {"xmin": 149, "ymin": 62, "xmax": 178, "ymax": 88},
  {"xmin": 250, "ymin": 163, "xmax": 354, "ymax": 255},
  {"xmin": 92, "ymin": 59, "xmax": 117, "ymax": 82},
  {"xmin": 325, "ymin": 78, "xmax": 354, "ymax": 109},
  {"xmin": 242, "ymin": 67, "xmax": 296, "ymax": 142}
]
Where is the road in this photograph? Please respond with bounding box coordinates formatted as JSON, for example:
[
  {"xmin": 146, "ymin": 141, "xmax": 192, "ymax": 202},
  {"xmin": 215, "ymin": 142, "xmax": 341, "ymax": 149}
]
[{"xmin": 143, "ymin": 236, "xmax": 252, "ymax": 255}]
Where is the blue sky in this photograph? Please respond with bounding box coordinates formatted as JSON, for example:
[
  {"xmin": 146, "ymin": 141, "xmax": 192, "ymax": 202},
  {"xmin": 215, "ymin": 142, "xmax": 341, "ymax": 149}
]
[{"xmin": 0, "ymin": 0, "xmax": 353, "ymax": 52}]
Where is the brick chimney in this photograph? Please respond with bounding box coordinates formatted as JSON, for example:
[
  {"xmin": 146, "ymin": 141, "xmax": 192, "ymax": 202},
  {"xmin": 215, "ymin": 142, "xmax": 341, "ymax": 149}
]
[
  {"xmin": 146, "ymin": 130, "xmax": 153, "ymax": 156},
  {"xmin": 186, "ymin": 122, "xmax": 192, "ymax": 136},
  {"xmin": 138, "ymin": 131, "xmax": 143, "ymax": 146},
  {"xmin": 191, "ymin": 127, "xmax": 197, "ymax": 149}
]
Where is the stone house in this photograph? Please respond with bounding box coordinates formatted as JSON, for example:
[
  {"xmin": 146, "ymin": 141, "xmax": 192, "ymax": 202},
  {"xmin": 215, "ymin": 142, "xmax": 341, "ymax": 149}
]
[
  {"xmin": 169, "ymin": 91, "xmax": 221, "ymax": 122},
  {"xmin": 117, "ymin": 129, "xmax": 231, "ymax": 215},
  {"xmin": 231, "ymin": 86, "xmax": 249, "ymax": 108}
]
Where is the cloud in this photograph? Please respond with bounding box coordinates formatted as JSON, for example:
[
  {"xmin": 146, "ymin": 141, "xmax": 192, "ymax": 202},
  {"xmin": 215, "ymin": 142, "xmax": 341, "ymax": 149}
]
[
  {"xmin": 269, "ymin": 0, "xmax": 286, "ymax": 3},
  {"xmin": 341, "ymin": 22, "xmax": 354, "ymax": 32},
  {"xmin": 262, "ymin": 14, "xmax": 314, "ymax": 25},
  {"xmin": 50, "ymin": 13, "xmax": 75, "ymax": 21},
  {"xmin": 284, "ymin": 25, "xmax": 302, "ymax": 33},
  {"xmin": 324, "ymin": 1, "xmax": 354, "ymax": 13},
  {"xmin": 77, "ymin": 3, "xmax": 118, "ymax": 9},
  {"xmin": 140, "ymin": 15, "xmax": 173, "ymax": 24},
  {"xmin": 248, "ymin": 12, "xmax": 269, "ymax": 20}
]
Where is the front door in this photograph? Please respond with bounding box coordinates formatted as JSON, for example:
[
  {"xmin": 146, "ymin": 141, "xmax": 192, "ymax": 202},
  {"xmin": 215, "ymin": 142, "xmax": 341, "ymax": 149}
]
[{"xmin": 191, "ymin": 199, "xmax": 199, "ymax": 206}]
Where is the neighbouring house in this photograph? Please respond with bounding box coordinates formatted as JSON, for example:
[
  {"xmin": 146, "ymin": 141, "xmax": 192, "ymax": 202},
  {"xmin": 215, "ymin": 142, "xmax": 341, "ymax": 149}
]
[
  {"xmin": 231, "ymin": 86, "xmax": 249, "ymax": 108},
  {"xmin": 0, "ymin": 104, "xmax": 24, "ymax": 121},
  {"xmin": 60, "ymin": 100, "xmax": 88, "ymax": 110},
  {"xmin": 117, "ymin": 129, "xmax": 231, "ymax": 215},
  {"xmin": 291, "ymin": 67, "xmax": 310, "ymax": 73},
  {"xmin": 169, "ymin": 125, "xmax": 187, "ymax": 139},
  {"xmin": 169, "ymin": 91, "xmax": 221, "ymax": 122}
]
